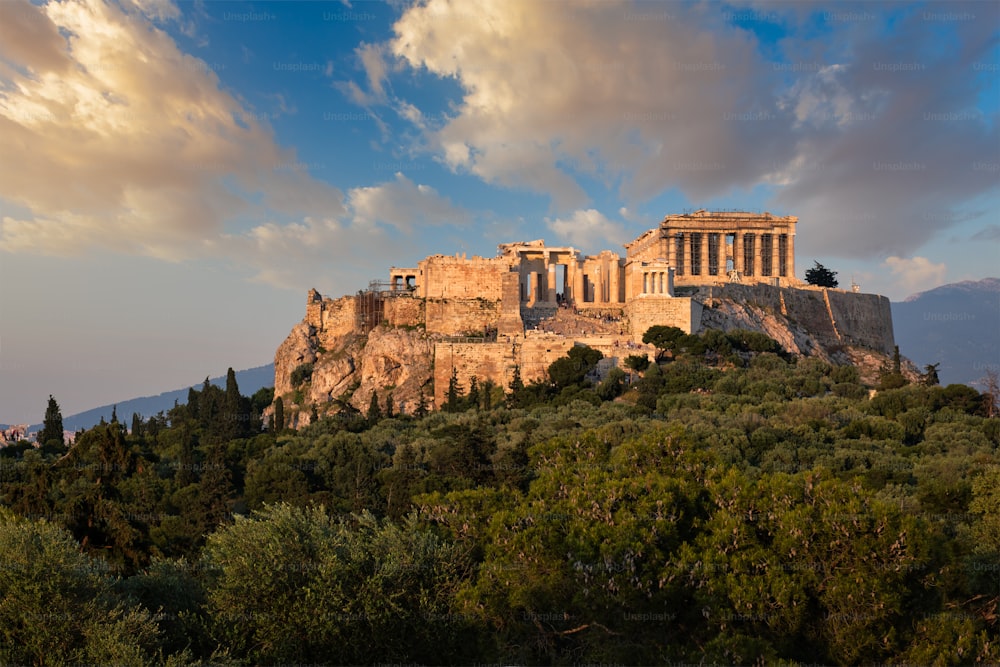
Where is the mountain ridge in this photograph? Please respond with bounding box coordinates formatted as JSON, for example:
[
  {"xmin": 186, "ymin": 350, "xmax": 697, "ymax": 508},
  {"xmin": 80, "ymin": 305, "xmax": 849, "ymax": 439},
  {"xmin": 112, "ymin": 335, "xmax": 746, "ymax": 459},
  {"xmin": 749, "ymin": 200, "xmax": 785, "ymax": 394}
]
[{"xmin": 21, "ymin": 364, "xmax": 274, "ymax": 433}]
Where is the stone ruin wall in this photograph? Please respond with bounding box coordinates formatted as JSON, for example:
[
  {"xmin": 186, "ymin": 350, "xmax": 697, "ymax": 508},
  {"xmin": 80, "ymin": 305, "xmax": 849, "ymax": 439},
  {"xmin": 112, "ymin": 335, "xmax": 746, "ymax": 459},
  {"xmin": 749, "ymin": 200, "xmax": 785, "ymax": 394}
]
[
  {"xmin": 425, "ymin": 299, "xmax": 502, "ymax": 336},
  {"xmin": 383, "ymin": 296, "xmax": 424, "ymax": 328},
  {"xmin": 699, "ymin": 283, "xmax": 895, "ymax": 354},
  {"xmin": 305, "ymin": 290, "xmax": 359, "ymax": 350},
  {"xmin": 625, "ymin": 297, "xmax": 703, "ymax": 337},
  {"xmin": 432, "ymin": 336, "xmax": 577, "ymax": 406},
  {"xmin": 420, "ymin": 255, "xmax": 510, "ymax": 300}
]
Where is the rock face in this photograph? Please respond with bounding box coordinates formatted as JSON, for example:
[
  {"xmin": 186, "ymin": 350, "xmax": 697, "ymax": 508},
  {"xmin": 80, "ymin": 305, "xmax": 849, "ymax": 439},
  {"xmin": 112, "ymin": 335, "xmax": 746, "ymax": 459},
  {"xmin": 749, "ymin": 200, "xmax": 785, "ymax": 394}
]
[
  {"xmin": 274, "ymin": 282, "xmax": 908, "ymax": 427},
  {"xmin": 273, "ymin": 291, "xmax": 435, "ymax": 428}
]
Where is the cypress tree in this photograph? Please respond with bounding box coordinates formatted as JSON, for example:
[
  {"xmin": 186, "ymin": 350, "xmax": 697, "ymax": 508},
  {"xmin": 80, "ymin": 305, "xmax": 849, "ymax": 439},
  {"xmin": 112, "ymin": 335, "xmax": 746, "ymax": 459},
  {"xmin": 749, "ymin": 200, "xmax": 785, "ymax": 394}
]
[
  {"xmin": 415, "ymin": 389, "xmax": 428, "ymax": 418},
  {"xmin": 273, "ymin": 397, "xmax": 285, "ymax": 432},
  {"xmin": 367, "ymin": 391, "xmax": 383, "ymax": 425},
  {"xmin": 39, "ymin": 395, "xmax": 64, "ymax": 447}
]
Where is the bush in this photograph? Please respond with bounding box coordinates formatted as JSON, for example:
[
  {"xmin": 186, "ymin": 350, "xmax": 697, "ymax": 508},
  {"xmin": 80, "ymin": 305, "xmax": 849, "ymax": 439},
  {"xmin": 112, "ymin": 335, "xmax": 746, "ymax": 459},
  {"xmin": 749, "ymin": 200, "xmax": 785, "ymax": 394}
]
[{"xmin": 290, "ymin": 363, "xmax": 314, "ymax": 387}]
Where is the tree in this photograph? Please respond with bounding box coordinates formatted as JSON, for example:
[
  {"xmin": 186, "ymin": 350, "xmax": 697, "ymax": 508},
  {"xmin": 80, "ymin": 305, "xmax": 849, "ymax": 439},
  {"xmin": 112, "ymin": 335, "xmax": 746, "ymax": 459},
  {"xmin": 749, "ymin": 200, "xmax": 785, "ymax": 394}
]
[
  {"xmin": 467, "ymin": 376, "xmax": 480, "ymax": 410},
  {"xmin": 0, "ymin": 509, "xmax": 160, "ymax": 665},
  {"xmin": 444, "ymin": 368, "xmax": 463, "ymax": 412},
  {"xmin": 804, "ymin": 260, "xmax": 839, "ymax": 287},
  {"xmin": 415, "ymin": 389, "xmax": 429, "ymax": 418},
  {"xmin": 642, "ymin": 325, "xmax": 686, "ymax": 362},
  {"xmin": 201, "ymin": 505, "xmax": 474, "ymax": 665},
  {"xmin": 39, "ymin": 394, "xmax": 64, "ymax": 448},
  {"xmin": 367, "ymin": 391, "xmax": 383, "ymax": 425},
  {"xmin": 273, "ymin": 396, "xmax": 285, "ymax": 432},
  {"xmin": 624, "ymin": 354, "xmax": 650, "ymax": 373},
  {"xmin": 507, "ymin": 365, "xmax": 526, "ymax": 408},
  {"xmin": 547, "ymin": 345, "xmax": 603, "ymax": 388},
  {"xmin": 922, "ymin": 363, "xmax": 940, "ymax": 386}
]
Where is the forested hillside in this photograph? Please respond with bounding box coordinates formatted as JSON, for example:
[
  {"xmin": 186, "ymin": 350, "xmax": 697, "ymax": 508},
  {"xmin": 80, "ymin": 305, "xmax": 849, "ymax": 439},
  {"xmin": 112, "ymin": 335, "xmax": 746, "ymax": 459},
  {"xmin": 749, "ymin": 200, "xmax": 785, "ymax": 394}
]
[{"xmin": 1, "ymin": 331, "xmax": 997, "ymax": 666}]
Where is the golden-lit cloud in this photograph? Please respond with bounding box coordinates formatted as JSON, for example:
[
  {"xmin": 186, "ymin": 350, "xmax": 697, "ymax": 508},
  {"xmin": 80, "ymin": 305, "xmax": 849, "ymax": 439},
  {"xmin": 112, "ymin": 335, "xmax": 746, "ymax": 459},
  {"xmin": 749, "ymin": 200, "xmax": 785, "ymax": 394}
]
[
  {"xmin": 383, "ymin": 0, "xmax": 998, "ymax": 260},
  {"xmin": 0, "ymin": 0, "xmax": 346, "ymax": 281},
  {"xmin": 388, "ymin": 0, "xmax": 789, "ymax": 209}
]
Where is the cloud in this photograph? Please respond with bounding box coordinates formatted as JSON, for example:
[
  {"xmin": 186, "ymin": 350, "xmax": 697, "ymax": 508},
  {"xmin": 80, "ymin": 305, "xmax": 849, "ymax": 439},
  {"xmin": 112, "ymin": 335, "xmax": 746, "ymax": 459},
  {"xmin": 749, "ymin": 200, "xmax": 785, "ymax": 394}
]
[
  {"xmin": 883, "ymin": 256, "xmax": 947, "ymax": 295},
  {"xmin": 382, "ymin": 0, "xmax": 998, "ymax": 259},
  {"xmin": 348, "ymin": 172, "xmax": 469, "ymax": 232},
  {"xmin": 387, "ymin": 0, "xmax": 796, "ymax": 209},
  {"xmin": 0, "ymin": 0, "xmax": 357, "ymax": 289},
  {"xmin": 546, "ymin": 209, "xmax": 627, "ymax": 253}
]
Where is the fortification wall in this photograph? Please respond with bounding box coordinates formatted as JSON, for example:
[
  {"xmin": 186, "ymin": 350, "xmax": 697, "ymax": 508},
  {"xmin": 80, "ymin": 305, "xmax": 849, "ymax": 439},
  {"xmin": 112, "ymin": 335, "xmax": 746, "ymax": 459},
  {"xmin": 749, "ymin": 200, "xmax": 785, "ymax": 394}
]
[
  {"xmin": 384, "ymin": 296, "xmax": 424, "ymax": 328},
  {"xmin": 626, "ymin": 297, "xmax": 702, "ymax": 337},
  {"xmin": 700, "ymin": 283, "xmax": 895, "ymax": 353},
  {"xmin": 826, "ymin": 289, "xmax": 895, "ymax": 354},
  {"xmin": 425, "ymin": 298, "xmax": 502, "ymax": 336},
  {"xmin": 432, "ymin": 342, "xmax": 510, "ymax": 406},
  {"xmin": 431, "ymin": 336, "xmax": 578, "ymax": 405},
  {"xmin": 421, "ymin": 255, "xmax": 510, "ymax": 299}
]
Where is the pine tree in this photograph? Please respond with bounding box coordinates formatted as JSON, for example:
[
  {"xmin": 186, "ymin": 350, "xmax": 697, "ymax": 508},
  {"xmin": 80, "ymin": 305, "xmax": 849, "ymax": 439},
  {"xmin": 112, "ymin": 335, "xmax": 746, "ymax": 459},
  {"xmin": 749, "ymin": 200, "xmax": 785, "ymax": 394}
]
[
  {"xmin": 385, "ymin": 392, "xmax": 395, "ymax": 419},
  {"xmin": 923, "ymin": 363, "xmax": 940, "ymax": 386},
  {"xmin": 110, "ymin": 405, "xmax": 118, "ymax": 424},
  {"xmin": 804, "ymin": 261, "xmax": 839, "ymax": 288},
  {"xmin": 130, "ymin": 413, "xmax": 142, "ymax": 436},
  {"xmin": 39, "ymin": 395, "xmax": 64, "ymax": 448}
]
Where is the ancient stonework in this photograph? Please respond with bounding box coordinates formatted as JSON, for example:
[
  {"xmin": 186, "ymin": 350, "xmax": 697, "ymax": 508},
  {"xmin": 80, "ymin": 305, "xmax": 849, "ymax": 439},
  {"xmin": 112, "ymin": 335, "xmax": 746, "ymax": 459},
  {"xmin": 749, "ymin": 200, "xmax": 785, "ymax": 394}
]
[{"xmin": 273, "ymin": 211, "xmax": 900, "ymax": 423}]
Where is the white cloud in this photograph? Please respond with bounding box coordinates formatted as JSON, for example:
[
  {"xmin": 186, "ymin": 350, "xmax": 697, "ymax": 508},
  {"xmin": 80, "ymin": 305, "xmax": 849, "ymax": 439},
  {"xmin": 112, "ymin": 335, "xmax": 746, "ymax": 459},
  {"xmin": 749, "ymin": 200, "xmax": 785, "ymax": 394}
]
[
  {"xmin": 546, "ymin": 209, "xmax": 627, "ymax": 253},
  {"xmin": 348, "ymin": 172, "xmax": 468, "ymax": 232},
  {"xmin": 884, "ymin": 256, "xmax": 947, "ymax": 296},
  {"xmin": 388, "ymin": 0, "xmax": 794, "ymax": 209}
]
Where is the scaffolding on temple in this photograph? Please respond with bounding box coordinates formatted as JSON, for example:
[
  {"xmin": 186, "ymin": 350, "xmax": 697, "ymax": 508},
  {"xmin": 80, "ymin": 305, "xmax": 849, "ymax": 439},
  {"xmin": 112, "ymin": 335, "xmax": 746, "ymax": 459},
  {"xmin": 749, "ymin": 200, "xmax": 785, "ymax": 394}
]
[{"xmin": 356, "ymin": 280, "xmax": 398, "ymax": 334}]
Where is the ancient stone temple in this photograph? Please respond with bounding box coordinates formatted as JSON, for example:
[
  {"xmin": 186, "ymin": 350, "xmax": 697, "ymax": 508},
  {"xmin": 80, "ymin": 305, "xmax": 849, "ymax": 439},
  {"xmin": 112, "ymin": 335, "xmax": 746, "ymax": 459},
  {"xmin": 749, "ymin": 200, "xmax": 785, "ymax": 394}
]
[{"xmin": 625, "ymin": 210, "xmax": 798, "ymax": 287}]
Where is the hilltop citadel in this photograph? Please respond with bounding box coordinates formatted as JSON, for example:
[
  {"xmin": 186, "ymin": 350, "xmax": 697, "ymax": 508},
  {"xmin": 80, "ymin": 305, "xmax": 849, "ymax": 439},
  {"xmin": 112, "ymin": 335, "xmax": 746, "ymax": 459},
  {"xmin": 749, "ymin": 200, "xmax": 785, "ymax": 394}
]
[{"xmin": 274, "ymin": 211, "xmax": 896, "ymax": 423}]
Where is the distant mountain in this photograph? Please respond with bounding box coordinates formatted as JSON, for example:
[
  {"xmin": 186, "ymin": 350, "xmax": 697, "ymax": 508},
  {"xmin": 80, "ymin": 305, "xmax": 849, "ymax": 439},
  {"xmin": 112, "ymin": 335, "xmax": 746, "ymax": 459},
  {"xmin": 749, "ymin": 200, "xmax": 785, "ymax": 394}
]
[
  {"xmin": 892, "ymin": 278, "xmax": 1000, "ymax": 387},
  {"xmin": 29, "ymin": 364, "xmax": 275, "ymax": 433}
]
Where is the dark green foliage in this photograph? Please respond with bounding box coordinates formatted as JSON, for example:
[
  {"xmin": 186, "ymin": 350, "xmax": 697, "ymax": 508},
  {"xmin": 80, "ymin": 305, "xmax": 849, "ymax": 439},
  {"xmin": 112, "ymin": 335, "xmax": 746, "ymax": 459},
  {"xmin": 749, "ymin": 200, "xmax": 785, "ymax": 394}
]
[
  {"xmin": 273, "ymin": 395, "xmax": 285, "ymax": 432},
  {"xmin": 923, "ymin": 362, "xmax": 941, "ymax": 386},
  {"xmin": 642, "ymin": 324, "xmax": 686, "ymax": 360},
  {"xmin": 290, "ymin": 362, "xmax": 314, "ymax": 387},
  {"xmin": 39, "ymin": 394, "xmax": 64, "ymax": 449},
  {"xmin": 805, "ymin": 260, "xmax": 839, "ymax": 287},
  {"xmin": 547, "ymin": 345, "xmax": 602, "ymax": 388},
  {"xmin": 367, "ymin": 390, "xmax": 383, "ymax": 424},
  {"xmin": 624, "ymin": 354, "xmax": 650, "ymax": 372},
  {"xmin": 1, "ymin": 345, "xmax": 998, "ymax": 665}
]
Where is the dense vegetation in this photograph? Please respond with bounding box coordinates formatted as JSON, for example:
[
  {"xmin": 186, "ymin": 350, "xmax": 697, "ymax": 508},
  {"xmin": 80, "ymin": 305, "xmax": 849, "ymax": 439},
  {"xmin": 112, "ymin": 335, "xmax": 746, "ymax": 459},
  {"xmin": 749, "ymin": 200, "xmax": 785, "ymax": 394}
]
[{"xmin": 1, "ymin": 336, "xmax": 998, "ymax": 665}]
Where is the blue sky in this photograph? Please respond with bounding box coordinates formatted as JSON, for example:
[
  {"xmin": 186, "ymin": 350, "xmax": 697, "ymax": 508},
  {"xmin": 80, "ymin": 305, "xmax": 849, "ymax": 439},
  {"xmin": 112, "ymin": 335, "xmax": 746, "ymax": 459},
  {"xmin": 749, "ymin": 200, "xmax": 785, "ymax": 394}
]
[{"xmin": 1, "ymin": 0, "xmax": 997, "ymax": 423}]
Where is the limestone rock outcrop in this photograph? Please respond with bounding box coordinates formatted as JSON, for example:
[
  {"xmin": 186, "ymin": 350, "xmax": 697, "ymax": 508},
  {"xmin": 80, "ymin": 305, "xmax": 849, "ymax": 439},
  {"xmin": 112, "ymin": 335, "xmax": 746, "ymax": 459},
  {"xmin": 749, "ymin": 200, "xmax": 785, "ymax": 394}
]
[{"xmin": 273, "ymin": 292, "xmax": 434, "ymax": 427}]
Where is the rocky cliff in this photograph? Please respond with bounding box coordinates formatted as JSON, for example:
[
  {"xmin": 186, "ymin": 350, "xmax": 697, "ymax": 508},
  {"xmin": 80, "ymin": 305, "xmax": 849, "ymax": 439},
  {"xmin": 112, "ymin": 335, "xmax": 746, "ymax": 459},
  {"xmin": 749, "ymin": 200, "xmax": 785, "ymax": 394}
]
[
  {"xmin": 274, "ymin": 284, "xmax": 913, "ymax": 426},
  {"xmin": 273, "ymin": 292, "xmax": 433, "ymax": 428}
]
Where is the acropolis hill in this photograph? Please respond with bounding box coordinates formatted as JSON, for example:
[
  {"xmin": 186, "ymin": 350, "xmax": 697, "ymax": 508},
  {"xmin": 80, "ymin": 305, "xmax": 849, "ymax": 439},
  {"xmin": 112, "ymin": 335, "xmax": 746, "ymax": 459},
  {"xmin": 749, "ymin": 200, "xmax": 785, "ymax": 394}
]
[{"xmin": 274, "ymin": 210, "xmax": 897, "ymax": 425}]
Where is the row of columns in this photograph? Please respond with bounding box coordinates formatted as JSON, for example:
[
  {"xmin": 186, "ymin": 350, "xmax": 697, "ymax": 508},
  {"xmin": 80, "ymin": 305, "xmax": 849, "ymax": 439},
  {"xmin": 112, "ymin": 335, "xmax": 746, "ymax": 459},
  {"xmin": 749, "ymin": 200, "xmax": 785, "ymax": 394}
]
[
  {"xmin": 523, "ymin": 262, "xmax": 624, "ymax": 305},
  {"xmin": 666, "ymin": 231, "xmax": 794, "ymax": 279},
  {"xmin": 641, "ymin": 270, "xmax": 673, "ymax": 295}
]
